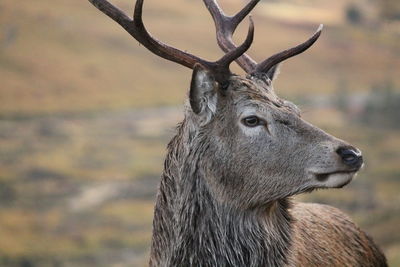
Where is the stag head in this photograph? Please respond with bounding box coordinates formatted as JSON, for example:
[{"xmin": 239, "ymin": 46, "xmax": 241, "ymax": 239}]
[{"xmin": 88, "ymin": 0, "xmax": 363, "ymax": 209}]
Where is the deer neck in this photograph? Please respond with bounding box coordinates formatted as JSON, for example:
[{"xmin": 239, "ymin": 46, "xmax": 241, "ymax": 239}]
[{"xmin": 150, "ymin": 119, "xmax": 294, "ymax": 266}]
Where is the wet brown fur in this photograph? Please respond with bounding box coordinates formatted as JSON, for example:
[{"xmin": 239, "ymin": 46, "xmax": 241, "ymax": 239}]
[{"xmin": 288, "ymin": 203, "xmax": 387, "ymax": 267}]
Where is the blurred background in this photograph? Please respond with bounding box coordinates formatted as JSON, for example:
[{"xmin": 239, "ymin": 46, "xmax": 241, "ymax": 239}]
[{"xmin": 0, "ymin": 0, "xmax": 399, "ymax": 266}]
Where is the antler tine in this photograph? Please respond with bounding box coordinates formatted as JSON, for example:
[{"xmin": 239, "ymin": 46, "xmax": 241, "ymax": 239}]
[
  {"xmin": 217, "ymin": 17, "xmax": 254, "ymax": 66},
  {"xmin": 88, "ymin": 0, "xmax": 210, "ymax": 69},
  {"xmin": 230, "ymin": 0, "xmax": 261, "ymax": 32},
  {"xmin": 203, "ymin": 0, "xmax": 260, "ymax": 73},
  {"xmin": 211, "ymin": 17, "xmax": 255, "ymax": 82},
  {"xmin": 89, "ymin": 0, "xmax": 131, "ymax": 24},
  {"xmin": 254, "ymin": 24, "xmax": 323, "ymax": 75}
]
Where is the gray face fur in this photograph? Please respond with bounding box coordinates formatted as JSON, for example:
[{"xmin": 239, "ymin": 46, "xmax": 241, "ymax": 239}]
[{"xmin": 189, "ymin": 65, "xmax": 360, "ymax": 210}]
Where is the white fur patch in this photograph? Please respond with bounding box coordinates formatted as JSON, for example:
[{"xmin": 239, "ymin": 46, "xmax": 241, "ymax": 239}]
[{"xmin": 317, "ymin": 172, "xmax": 356, "ymax": 188}]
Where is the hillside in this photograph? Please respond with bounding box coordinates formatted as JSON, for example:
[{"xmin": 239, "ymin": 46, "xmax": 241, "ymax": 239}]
[{"xmin": 1, "ymin": 0, "xmax": 399, "ymax": 116}]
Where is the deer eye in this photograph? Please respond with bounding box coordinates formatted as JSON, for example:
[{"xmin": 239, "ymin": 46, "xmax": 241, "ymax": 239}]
[{"xmin": 242, "ymin": 116, "xmax": 262, "ymax": 127}]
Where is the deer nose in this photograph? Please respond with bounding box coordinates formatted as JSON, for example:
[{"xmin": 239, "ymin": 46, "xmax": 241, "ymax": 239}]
[{"xmin": 336, "ymin": 147, "xmax": 363, "ymax": 169}]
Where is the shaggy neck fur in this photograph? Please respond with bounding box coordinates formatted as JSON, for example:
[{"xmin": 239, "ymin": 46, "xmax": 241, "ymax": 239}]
[{"xmin": 150, "ymin": 116, "xmax": 294, "ymax": 267}]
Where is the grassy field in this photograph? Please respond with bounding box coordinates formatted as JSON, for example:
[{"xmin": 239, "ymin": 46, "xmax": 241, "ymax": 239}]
[{"xmin": 0, "ymin": 0, "xmax": 400, "ymax": 266}]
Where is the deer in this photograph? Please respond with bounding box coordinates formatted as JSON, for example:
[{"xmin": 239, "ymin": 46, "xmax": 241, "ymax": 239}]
[{"xmin": 87, "ymin": 0, "xmax": 387, "ymax": 266}]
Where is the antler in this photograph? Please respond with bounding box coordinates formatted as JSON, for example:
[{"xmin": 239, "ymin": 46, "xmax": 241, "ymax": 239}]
[
  {"xmin": 203, "ymin": 0, "xmax": 323, "ymax": 76},
  {"xmin": 89, "ymin": 0, "xmax": 322, "ymax": 80},
  {"xmin": 203, "ymin": 0, "xmax": 260, "ymax": 73},
  {"xmin": 254, "ymin": 24, "xmax": 323, "ymax": 74},
  {"xmin": 87, "ymin": 0, "xmax": 254, "ymax": 83}
]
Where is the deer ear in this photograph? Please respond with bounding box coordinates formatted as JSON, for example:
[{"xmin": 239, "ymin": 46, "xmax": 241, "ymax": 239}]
[
  {"xmin": 189, "ymin": 64, "xmax": 218, "ymax": 115},
  {"xmin": 266, "ymin": 64, "xmax": 281, "ymax": 82}
]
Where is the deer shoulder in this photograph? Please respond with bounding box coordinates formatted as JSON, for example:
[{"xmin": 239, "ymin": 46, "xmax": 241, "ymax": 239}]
[{"xmin": 288, "ymin": 202, "xmax": 387, "ymax": 267}]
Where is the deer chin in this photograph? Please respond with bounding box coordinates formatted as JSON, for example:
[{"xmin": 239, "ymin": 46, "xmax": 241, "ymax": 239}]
[{"xmin": 313, "ymin": 171, "xmax": 357, "ymax": 189}]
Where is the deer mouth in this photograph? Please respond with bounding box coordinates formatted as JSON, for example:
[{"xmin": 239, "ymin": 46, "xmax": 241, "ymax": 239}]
[{"xmin": 314, "ymin": 171, "xmax": 357, "ymax": 188}]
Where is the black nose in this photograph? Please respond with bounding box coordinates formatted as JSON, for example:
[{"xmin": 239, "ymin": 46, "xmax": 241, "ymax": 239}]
[{"xmin": 336, "ymin": 147, "xmax": 363, "ymax": 169}]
